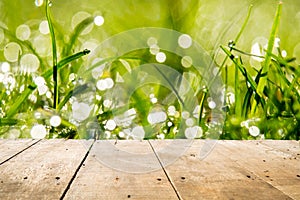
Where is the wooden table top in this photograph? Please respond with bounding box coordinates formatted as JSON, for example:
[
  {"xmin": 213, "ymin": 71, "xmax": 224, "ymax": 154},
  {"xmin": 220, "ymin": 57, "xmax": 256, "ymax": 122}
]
[{"xmin": 0, "ymin": 139, "xmax": 299, "ymax": 199}]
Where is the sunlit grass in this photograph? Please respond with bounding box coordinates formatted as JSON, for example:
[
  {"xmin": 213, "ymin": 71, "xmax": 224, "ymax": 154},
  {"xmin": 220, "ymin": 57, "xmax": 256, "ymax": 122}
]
[{"xmin": 0, "ymin": 1, "xmax": 299, "ymax": 140}]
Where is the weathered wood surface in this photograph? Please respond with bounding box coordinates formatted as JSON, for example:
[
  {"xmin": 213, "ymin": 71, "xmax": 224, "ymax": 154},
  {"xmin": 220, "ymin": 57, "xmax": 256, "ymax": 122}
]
[{"xmin": 0, "ymin": 139, "xmax": 299, "ymax": 200}]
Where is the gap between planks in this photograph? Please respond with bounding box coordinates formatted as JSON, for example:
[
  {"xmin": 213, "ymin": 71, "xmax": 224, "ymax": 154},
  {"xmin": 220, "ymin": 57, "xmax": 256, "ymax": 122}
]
[
  {"xmin": 0, "ymin": 139, "xmax": 41, "ymax": 165},
  {"xmin": 148, "ymin": 140, "xmax": 182, "ymax": 200}
]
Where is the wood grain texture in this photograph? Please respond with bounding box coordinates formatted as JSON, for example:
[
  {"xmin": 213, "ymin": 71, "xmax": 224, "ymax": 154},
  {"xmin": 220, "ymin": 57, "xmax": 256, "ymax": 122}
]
[
  {"xmin": 0, "ymin": 139, "xmax": 298, "ymax": 199},
  {"xmin": 219, "ymin": 140, "xmax": 300, "ymax": 200},
  {"xmin": 153, "ymin": 140, "xmax": 296, "ymax": 200},
  {"xmin": 0, "ymin": 139, "xmax": 38, "ymax": 164},
  {"xmin": 64, "ymin": 140, "xmax": 179, "ymax": 200},
  {"xmin": 0, "ymin": 139, "xmax": 93, "ymax": 200}
]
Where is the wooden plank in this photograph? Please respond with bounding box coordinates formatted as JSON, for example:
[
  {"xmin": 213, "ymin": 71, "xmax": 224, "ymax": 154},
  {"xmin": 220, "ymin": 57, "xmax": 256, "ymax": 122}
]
[
  {"xmin": 0, "ymin": 139, "xmax": 39, "ymax": 164},
  {"xmin": 150, "ymin": 140, "xmax": 294, "ymax": 200},
  {"xmin": 0, "ymin": 139, "xmax": 93, "ymax": 200},
  {"xmin": 219, "ymin": 140, "xmax": 300, "ymax": 200},
  {"xmin": 258, "ymin": 140, "xmax": 300, "ymax": 156},
  {"xmin": 64, "ymin": 140, "xmax": 179, "ymax": 199}
]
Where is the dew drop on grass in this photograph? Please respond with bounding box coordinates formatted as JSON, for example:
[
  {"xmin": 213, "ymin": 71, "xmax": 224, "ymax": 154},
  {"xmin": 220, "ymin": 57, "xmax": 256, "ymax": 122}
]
[
  {"xmin": 181, "ymin": 56, "xmax": 193, "ymax": 68},
  {"xmin": 20, "ymin": 54, "xmax": 40, "ymax": 73},
  {"xmin": 94, "ymin": 16, "xmax": 104, "ymax": 26},
  {"xmin": 118, "ymin": 131, "xmax": 125, "ymax": 138},
  {"xmin": 96, "ymin": 79, "xmax": 107, "ymax": 91},
  {"xmin": 157, "ymin": 133, "xmax": 165, "ymax": 139},
  {"xmin": 185, "ymin": 118, "xmax": 195, "ymax": 127},
  {"xmin": 168, "ymin": 106, "xmax": 176, "ymax": 116},
  {"xmin": 251, "ymin": 42, "xmax": 264, "ymax": 62},
  {"xmin": 185, "ymin": 127, "xmax": 197, "ymax": 139},
  {"xmin": 16, "ymin": 24, "xmax": 31, "ymax": 41},
  {"xmin": 104, "ymin": 131, "xmax": 111, "ymax": 139},
  {"xmin": 35, "ymin": 0, "xmax": 43, "ymax": 7},
  {"xmin": 156, "ymin": 52, "xmax": 166, "ymax": 63},
  {"xmin": 103, "ymin": 99, "xmax": 112, "ymax": 108},
  {"xmin": 150, "ymin": 97, "xmax": 157, "ymax": 104},
  {"xmin": 167, "ymin": 121, "xmax": 173, "ymax": 127},
  {"xmin": 69, "ymin": 73, "xmax": 76, "ymax": 82},
  {"xmin": 50, "ymin": 115, "xmax": 61, "ymax": 127},
  {"xmin": 182, "ymin": 111, "xmax": 190, "ymax": 119},
  {"xmin": 131, "ymin": 126, "xmax": 145, "ymax": 140},
  {"xmin": 105, "ymin": 78, "xmax": 114, "ymax": 89},
  {"xmin": 37, "ymin": 84, "xmax": 48, "ymax": 95},
  {"xmin": 178, "ymin": 34, "xmax": 192, "ymax": 49},
  {"xmin": 72, "ymin": 102, "xmax": 91, "ymax": 121},
  {"xmin": 147, "ymin": 37, "xmax": 157, "ymax": 46},
  {"xmin": 4, "ymin": 42, "xmax": 22, "ymax": 62},
  {"xmin": 208, "ymin": 101, "xmax": 216, "ymax": 109},
  {"xmin": 105, "ymin": 119, "xmax": 116, "ymax": 131},
  {"xmin": 149, "ymin": 44, "xmax": 160, "ymax": 55},
  {"xmin": 281, "ymin": 50, "xmax": 287, "ymax": 58},
  {"xmin": 34, "ymin": 76, "xmax": 46, "ymax": 86},
  {"xmin": 46, "ymin": 91, "xmax": 52, "ymax": 98},
  {"xmin": 39, "ymin": 20, "xmax": 49, "ymax": 35},
  {"xmin": 249, "ymin": 126, "xmax": 260, "ymax": 137},
  {"xmin": 147, "ymin": 111, "xmax": 167, "ymax": 125},
  {"xmin": 1, "ymin": 62, "xmax": 10, "ymax": 73},
  {"xmin": 30, "ymin": 124, "xmax": 47, "ymax": 139},
  {"xmin": 185, "ymin": 126, "xmax": 203, "ymax": 139},
  {"xmin": 34, "ymin": 112, "xmax": 42, "ymax": 119},
  {"xmin": 274, "ymin": 37, "xmax": 280, "ymax": 48}
]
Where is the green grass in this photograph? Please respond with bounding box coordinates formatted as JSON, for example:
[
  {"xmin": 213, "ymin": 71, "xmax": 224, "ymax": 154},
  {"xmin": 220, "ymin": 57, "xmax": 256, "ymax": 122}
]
[{"xmin": 0, "ymin": 1, "xmax": 299, "ymax": 140}]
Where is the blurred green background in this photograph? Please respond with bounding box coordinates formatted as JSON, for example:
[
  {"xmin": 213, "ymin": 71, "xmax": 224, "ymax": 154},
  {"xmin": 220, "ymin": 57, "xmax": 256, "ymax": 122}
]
[{"xmin": 1, "ymin": 0, "xmax": 300, "ymax": 57}]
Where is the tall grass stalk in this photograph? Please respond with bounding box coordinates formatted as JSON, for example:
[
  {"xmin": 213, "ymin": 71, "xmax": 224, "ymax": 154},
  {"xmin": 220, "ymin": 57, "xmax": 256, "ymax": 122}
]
[
  {"xmin": 45, "ymin": 0, "xmax": 58, "ymax": 109},
  {"xmin": 254, "ymin": 2, "xmax": 282, "ymax": 113}
]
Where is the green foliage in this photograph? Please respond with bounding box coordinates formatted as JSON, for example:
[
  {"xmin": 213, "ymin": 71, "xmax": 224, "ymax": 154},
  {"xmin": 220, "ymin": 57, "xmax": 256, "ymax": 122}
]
[{"xmin": 0, "ymin": 0, "xmax": 299, "ymax": 140}]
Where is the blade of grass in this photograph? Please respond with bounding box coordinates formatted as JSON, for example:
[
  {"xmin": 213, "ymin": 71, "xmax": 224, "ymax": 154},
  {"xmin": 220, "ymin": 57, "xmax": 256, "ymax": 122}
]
[
  {"xmin": 5, "ymin": 85, "xmax": 36, "ymax": 118},
  {"xmin": 46, "ymin": 0, "xmax": 58, "ymax": 109},
  {"xmin": 234, "ymin": 61, "xmax": 241, "ymax": 116},
  {"xmin": 152, "ymin": 64, "xmax": 185, "ymax": 107},
  {"xmin": 0, "ymin": 118, "xmax": 18, "ymax": 126},
  {"xmin": 220, "ymin": 46, "xmax": 258, "ymax": 92},
  {"xmin": 62, "ymin": 16, "xmax": 94, "ymax": 57},
  {"xmin": 198, "ymin": 89, "xmax": 207, "ymax": 125},
  {"xmin": 221, "ymin": 46, "xmax": 266, "ymax": 114},
  {"xmin": 43, "ymin": 49, "xmax": 90, "ymax": 78},
  {"xmin": 270, "ymin": 54, "xmax": 300, "ymax": 100},
  {"xmin": 256, "ymin": 2, "xmax": 282, "ymax": 97}
]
